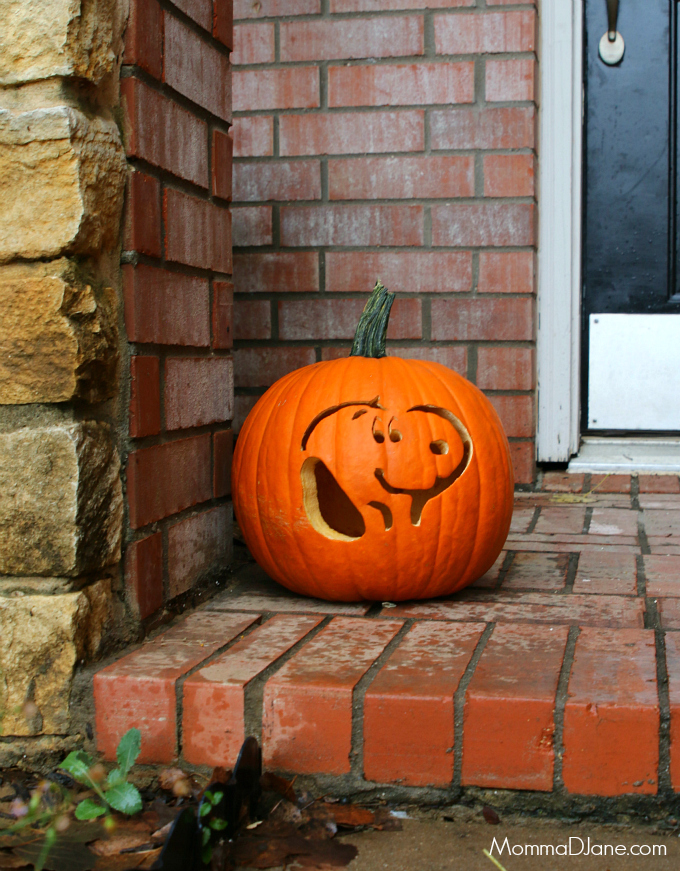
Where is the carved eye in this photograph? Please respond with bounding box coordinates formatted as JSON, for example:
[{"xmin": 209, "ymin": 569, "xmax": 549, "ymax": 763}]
[
  {"xmin": 430, "ymin": 440, "xmax": 449, "ymax": 455},
  {"xmin": 372, "ymin": 416, "xmax": 385, "ymax": 443},
  {"xmin": 388, "ymin": 418, "xmax": 402, "ymax": 442}
]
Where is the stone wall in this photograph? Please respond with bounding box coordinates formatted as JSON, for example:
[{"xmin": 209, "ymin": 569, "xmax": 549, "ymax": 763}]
[
  {"xmin": 0, "ymin": 0, "xmax": 128, "ymax": 758},
  {"xmin": 230, "ymin": 0, "xmax": 537, "ymax": 484},
  {"xmin": 0, "ymin": 0, "xmax": 234, "ymax": 760}
]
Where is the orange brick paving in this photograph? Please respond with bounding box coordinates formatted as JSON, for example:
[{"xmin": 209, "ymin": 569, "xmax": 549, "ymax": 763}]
[{"xmin": 94, "ymin": 474, "xmax": 680, "ymax": 799}]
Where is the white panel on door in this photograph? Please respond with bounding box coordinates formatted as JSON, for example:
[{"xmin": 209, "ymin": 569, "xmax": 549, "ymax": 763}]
[{"xmin": 588, "ymin": 314, "xmax": 680, "ymax": 430}]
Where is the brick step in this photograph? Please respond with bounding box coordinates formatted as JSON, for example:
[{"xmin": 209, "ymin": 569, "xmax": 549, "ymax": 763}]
[{"xmin": 94, "ymin": 572, "xmax": 675, "ymax": 799}]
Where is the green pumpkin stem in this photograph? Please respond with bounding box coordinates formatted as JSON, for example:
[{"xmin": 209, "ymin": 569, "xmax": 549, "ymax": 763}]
[{"xmin": 349, "ymin": 280, "xmax": 395, "ymax": 358}]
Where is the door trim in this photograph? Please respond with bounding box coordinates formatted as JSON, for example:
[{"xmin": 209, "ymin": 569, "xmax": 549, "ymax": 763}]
[{"xmin": 536, "ymin": 0, "xmax": 583, "ymax": 462}]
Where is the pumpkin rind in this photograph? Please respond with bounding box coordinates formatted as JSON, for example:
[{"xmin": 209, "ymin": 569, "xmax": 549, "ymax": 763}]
[{"xmin": 232, "ymin": 355, "xmax": 514, "ymax": 602}]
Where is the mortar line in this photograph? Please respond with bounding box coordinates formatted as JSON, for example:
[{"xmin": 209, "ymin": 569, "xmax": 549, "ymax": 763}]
[
  {"xmin": 552, "ymin": 624, "xmax": 579, "ymax": 793},
  {"xmin": 582, "ymin": 506, "xmax": 593, "ymax": 534},
  {"xmin": 452, "ymin": 622, "xmax": 494, "ymax": 789},
  {"xmin": 494, "ymin": 549, "xmax": 515, "ymax": 591},
  {"xmin": 526, "ymin": 504, "xmax": 541, "ymax": 534},
  {"xmin": 350, "ymin": 620, "xmax": 414, "ymax": 781},
  {"xmin": 563, "ymin": 551, "xmax": 579, "ymax": 594}
]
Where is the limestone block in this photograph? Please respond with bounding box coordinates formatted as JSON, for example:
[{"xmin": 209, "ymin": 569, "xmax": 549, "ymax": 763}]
[
  {"xmin": 0, "ymin": 107, "xmax": 126, "ymax": 262},
  {"xmin": 0, "ymin": 423, "xmax": 123, "ymax": 576},
  {"xmin": 0, "ymin": 0, "xmax": 128, "ymax": 85},
  {"xmin": 0, "ymin": 579, "xmax": 112, "ymax": 736},
  {"xmin": 0, "ymin": 260, "xmax": 117, "ymax": 404}
]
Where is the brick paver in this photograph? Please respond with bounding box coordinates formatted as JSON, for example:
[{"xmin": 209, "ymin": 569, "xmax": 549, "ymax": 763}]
[
  {"xmin": 462, "ymin": 623, "xmax": 568, "ymax": 791},
  {"xmin": 262, "ymin": 617, "xmax": 403, "ymax": 775},
  {"xmin": 94, "ymin": 612, "xmax": 259, "ymax": 763},
  {"xmin": 562, "ymin": 628, "xmax": 659, "ymax": 796},
  {"xmin": 573, "ymin": 551, "xmax": 638, "ymax": 596},
  {"xmin": 93, "ymin": 483, "xmax": 680, "ymax": 799},
  {"xmin": 182, "ymin": 614, "xmax": 323, "ymax": 766},
  {"xmin": 363, "ymin": 621, "xmax": 484, "ymax": 787}
]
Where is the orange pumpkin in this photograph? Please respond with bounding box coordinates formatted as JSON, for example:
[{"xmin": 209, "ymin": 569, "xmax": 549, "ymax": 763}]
[{"xmin": 232, "ymin": 282, "xmax": 514, "ymax": 602}]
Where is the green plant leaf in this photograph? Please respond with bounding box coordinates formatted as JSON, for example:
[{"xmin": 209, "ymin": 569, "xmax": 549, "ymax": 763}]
[
  {"xmin": 106, "ymin": 767, "xmax": 125, "ymax": 787},
  {"xmin": 210, "ymin": 791, "xmax": 224, "ymax": 806},
  {"xmin": 116, "ymin": 727, "xmax": 142, "ymax": 775},
  {"xmin": 75, "ymin": 799, "xmax": 106, "ymax": 821},
  {"xmin": 105, "ymin": 782, "xmax": 142, "ymax": 816},
  {"xmin": 209, "ymin": 818, "xmax": 228, "ymax": 831},
  {"xmin": 202, "ymin": 843, "xmax": 212, "ymax": 865},
  {"xmin": 60, "ymin": 751, "xmax": 95, "ymax": 786},
  {"xmin": 202, "ymin": 827, "xmax": 211, "ymax": 846},
  {"xmin": 199, "ymin": 803, "xmax": 211, "ymax": 818}
]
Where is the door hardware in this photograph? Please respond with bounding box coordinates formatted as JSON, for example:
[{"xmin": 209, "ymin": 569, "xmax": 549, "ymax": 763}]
[{"xmin": 599, "ymin": 0, "xmax": 625, "ymax": 64}]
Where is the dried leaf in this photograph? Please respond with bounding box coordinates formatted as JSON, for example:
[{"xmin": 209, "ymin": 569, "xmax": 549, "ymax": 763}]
[
  {"xmin": 208, "ymin": 768, "xmax": 231, "ymax": 785},
  {"xmin": 482, "ymin": 806, "xmax": 500, "ymax": 825},
  {"xmin": 0, "ymin": 853, "xmax": 29, "ymax": 868},
  {"xmin": 232, "ymin": 836, "xmax": 357, "ymax": 869},
  {"xmin": 92, "ymin": 847, "xmax": 161, "ymax": 871},
  {"xmin": 158, "ymin": 769, "xmax": 189, "ymax": 792},
  {"xmin": 90, "ymin": 830, "xmax": 153, "ymax": 857},
  {"xmin": 12, "ymin": 839, "xmax": 96, "ymax": 871},
  {"xmin": 260, "ymin": 772, "xmax": 297, "ymax": 805}
]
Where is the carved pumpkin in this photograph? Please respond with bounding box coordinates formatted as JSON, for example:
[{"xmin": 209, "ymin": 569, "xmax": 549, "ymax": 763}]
[{"xmin": 232, "ymin": 282, "xmax": 514, "ymax": 602}]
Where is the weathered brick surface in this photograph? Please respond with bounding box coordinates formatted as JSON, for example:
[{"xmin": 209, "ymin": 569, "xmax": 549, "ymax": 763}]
[
  {"xmin": 129, "ymin": 356, "xmax": 161, "ymax": 438},
  {"xmin": 234, "ymin": 160, "xmax": 321, "ymax": 202},
  {"xmin": 165, "ymin": 358, "xmax": 233, "ymax": 430},
  {"xmin": 94, "ymin": 612, "xmax": 258, "ymax": 762},
  {"xmin": 125, "ymin": 532, "xmax": 163, "ymax": 620},
  {"xmin": 329, "ymin": 156, "xmax": 474, "ymax": 200},
  {"xmin": 119, "ymin": 0, "xmax": 234, "ymax": 621},
  {"xmin": 232, "ymin": 0, "xmax": 538, "ymax": 476},
  {"xmin": 212, "ymin": 280, "xmax": 234, "ymax": 349},
  {"xmin": 121, "ymin": 78, "xmax": 209, "ymax": 188},
  {"xmin": 183, "ymin": 615, "xmax": 322, "ymax": 766},
  {"xmin": 123, "ymin": 0, "xmax": 163, "ymax": 78},
  {"xmin": 462, "ymin": 624, "xmax": 567, "ymax": 790},
  {"xmin": 435, "ymin": 10, "xmax": 535, "ymax": 54},
  {"xmin": 562, "ymin": 628, "xmax": 659, "ymax": 795},
  {"xmin": 364, "ymin": 621, "xmax": 483, "ymax": 786},
  {"xmin": 167, "ymin": 506, "xmax": 231, "ymax": 597},
  {"xmin": 164, "ymin": 14, "xmax": 231, "ymax": 121},
  {"xmin": 329, "ymin": 62, "xmax": 474, "ymax": 107},
  {"xmin": 262, "ymin": 617, "xmax": 402, "ymax": 774},
  {"xmin": 127, "ymin": 435, "xmax": 212, "ymax": 528},
  {"xmin": 281, "ymin": 17, "xmax": 424, "ymax": 61},
  {"xmin": 123, "ymin": 265, "xmax": 210, "ymax": 347},
  {"xmin": 279, "ymin": 111, "xmax": 425, "ymax": 155},
  {"xmin": 234, "ymin": 300, "xmax": 271, "ymax": 340},
  {"xmin": 164, "ymin": 189, "xmax": 232, "ymax": 272},
  {"xmin": 124, "ymin": 171, "xmax": 161, "ymax": 257}
]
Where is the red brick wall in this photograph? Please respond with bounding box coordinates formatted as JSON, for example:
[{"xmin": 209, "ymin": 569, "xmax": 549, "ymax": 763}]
[
  {"xmin": 121, "ymin": 0, "xmax": 234, "ymax": 620},
  {"xmin": 230, "ymin": 0, "xmax": 537, "ymax": 485}
]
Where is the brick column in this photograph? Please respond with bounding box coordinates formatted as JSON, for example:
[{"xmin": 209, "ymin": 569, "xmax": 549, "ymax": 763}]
[
  {"xmin": 231, "ymin": 0, "xmax": 536, "ymax": 485},
  {"xmin": 121, "ymin": 0, "xmax": 234, "ymax": 619}
]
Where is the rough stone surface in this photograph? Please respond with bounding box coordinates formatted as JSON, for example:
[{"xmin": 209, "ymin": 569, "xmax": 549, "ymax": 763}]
[
  {"xmin": 0, "ymin": 423, "xmax": 123, "ymax": 576},
  {"xmin": 0, "ymin": 578, "xmax": 112, "ymax": 736},
  {"xmin": 0, "ymin": 260, "xmax": 118, "ymax": 404},
  {"xmin": 0, "ymin": 0, "xmax": 128, "ymax": 85},
  {"xmin": 0, "ymin": 107, "xmax": 126, "ymax": 262},
  {"xmin": 0, "ymin": 734, "xmax": 81, "ymax": 771}
]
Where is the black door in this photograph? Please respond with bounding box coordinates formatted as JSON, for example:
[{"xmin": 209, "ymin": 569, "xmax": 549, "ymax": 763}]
[{"xmin": 583, "ymin": 0, "xmax": 680, "ymax": 432}]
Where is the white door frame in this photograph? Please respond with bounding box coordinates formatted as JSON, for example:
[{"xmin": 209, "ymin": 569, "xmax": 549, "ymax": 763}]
[{"xmin": 536, "ymin": 0, "xmax": 583, "ymax": 462}]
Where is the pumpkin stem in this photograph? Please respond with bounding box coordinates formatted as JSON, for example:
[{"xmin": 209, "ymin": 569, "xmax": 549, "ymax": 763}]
[{"xmin": 350, "ymin": 280, "xmax": 395, "ymax": 358}]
